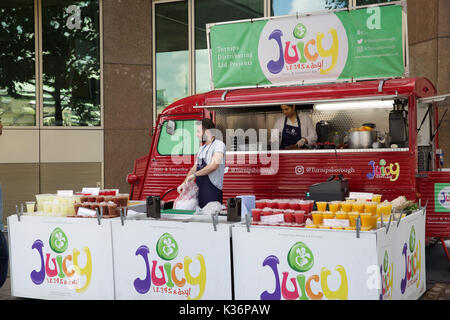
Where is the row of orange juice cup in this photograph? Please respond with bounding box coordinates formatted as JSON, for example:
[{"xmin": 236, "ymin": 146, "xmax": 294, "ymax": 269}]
[
  {"xmin": 307, "ymin": 198, "xmax": 392, "ymax": 231},
  {"xmin": 316, "ymin": 199, "xmax": 392, "ymax": 216},
  {"xmin": 307, "ymin": 211, "xmax": 377, "ymax": 231}
]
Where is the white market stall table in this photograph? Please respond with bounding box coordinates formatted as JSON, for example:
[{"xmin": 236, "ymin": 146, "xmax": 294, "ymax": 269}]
[
  {"xmin": 7, "ymin": 215, "xmax": 116, "ymax": 300},
  {"xmin": 231, "ymin": 208, "xmax": 426, "ymax": 300},
  {"xmin": 111, "ymin": 213, "xmax": 233, "ymax": 300}
]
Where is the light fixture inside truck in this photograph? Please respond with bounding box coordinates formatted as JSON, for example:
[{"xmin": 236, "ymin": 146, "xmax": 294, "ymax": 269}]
[{"xmin": 314, "ymin": 100, "xmax": 394, "ymax": 111}]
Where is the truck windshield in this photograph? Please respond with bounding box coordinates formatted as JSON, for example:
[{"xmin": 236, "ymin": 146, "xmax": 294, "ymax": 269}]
[{"xmin": 157, "ymin": 119, "xmax": 199, "ymax": 156}]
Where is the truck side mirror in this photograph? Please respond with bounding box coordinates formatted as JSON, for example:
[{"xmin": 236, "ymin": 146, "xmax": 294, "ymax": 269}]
[{"xmin": 166, "ymin": 120, "xmax": 176, "ymax": 135}]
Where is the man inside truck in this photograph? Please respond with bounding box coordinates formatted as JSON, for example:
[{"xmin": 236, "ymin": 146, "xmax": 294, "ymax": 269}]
[
  {"xmin": 272, "ymin": 104, "xmax": 317, "ymax": 149},
  {"xmin": 177, "ymin": 118, "xmax": 226, "ymax": 209}
]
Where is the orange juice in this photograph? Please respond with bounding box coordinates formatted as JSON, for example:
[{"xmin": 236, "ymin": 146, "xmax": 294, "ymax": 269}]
[
  {"xmin": 372, "ymin": 194, "xmax": 382, "ymax": 203},
  {"xmin": 316, "ymin": 202, "xmax": 327, "ymax": 211},
  {"xmin": 380, "ymin": 204, "xmax": 391, "ymax": 217},
  {"xmin": 322, "ymin": 211, "xmax": 335, "ymax": 220},
  {"xmin": 376, "ymin": 204, "xmax": 383, "ymax": 217},
  {"xmin": 312, "ymin": 212, "xmax": 323, "ymax": 225},
  {"xmin": 341, "ymin": 202, "xmax": 353, "ymax": 213},
  {"xmin": 335, "ymin": 211, "xmax": 348, "ymax": 220},
  {"xmin": 385, "ymin": 203, "xmax": 393, "ymax": 214},
  {"xmin": 360, "ymin": 213, "xmax": 373, "ymax": 228},
  {"xmin": 329, "ymin": 201, "xmax": 340, "ymax": 213},
  {"xmin": 352, "ymin": 202, "xmax": 365, "ymax": 213},
  {"xmin": 370, "ymin": 215, "xmax": 378, "ymax": 229},
  {"xmin": 348, "ymin": 212, "xmax": 360, "ymax": 226},
  {"xmin": 365, "ymin": 202, "xmax": 378, "ymax": 215}
]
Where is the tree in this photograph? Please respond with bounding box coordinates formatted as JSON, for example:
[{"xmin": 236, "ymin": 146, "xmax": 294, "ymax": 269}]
[{"xmin": 0, "ymin": 1, "xmax": 100, "ymax": 127}]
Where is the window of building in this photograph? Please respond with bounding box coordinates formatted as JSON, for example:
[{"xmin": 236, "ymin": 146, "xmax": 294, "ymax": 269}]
[
  {"xmin": 0, "ymin": 0, "xmax": 37, "ymax": 127},
  {"xmin": 0, "ymin": 0, "xmax": 102, "ymax": 128},
  {"xmin": 155, "ymin": 1, "xmax": 189, "ymax": 116},
  {"xmin": 271, "ymin": 0, "xmax": 348, "ymax": 16},
  {"xmin": 194, "ymin": 0, "xmax": 264, "ymax": 94},
  {"xmin": 42, "ymin": 0, "xmax": 101, "ymax": 127}
]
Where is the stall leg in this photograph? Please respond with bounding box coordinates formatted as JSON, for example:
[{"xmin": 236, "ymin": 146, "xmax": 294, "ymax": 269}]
[{"xmin": 440, "ymin": 238, "xmax": 450, "ymax": 263}]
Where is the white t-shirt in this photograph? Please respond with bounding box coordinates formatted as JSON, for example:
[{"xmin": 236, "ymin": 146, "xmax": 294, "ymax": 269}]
[
  {"xmin": 196, "ymin": 139, "xmax": 226, "ymax": 190},
  {"xmin": 272, "ymin": 113, "xmax": 318, "ymax": 147}
]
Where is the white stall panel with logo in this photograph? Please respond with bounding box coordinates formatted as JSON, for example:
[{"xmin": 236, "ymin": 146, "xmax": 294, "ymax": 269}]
[
  {"xmin": 393, "ymin": 209, "xmax": 426, "ymax": 300},
  {"xmin": 232, "ymin": 225, "xmax": 381, "ymax": 300},
  {"xmin": 8, "ymin": 215, "xmax": 115, "ymax": 300},
  {"xmin": 111, "ymin": 219, "xmax": 232, "ymax": 300}
]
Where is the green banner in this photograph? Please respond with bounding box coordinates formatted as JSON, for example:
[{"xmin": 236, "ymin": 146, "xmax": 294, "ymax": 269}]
[
  {"xmin": 435, "ymin": 183, "xmax": 450, "ymax": 212},
  {"xmin": 209, "ymin": 5, "xmax": 405, "ymax": 89}
]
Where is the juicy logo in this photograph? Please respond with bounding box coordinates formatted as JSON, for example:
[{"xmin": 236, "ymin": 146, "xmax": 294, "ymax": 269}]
[
  {"xmin": 133, "ymin": 233, "xmax": 207, "ymax": 300},
  {"xmin": 261, "ymin": 241, "xmax": 348, "ymax": 300},
  {"xmin": 400, "ymin": 226, "xmax": 421, "ymax": 294},
  {"xmin": 367, "ymin": 159, "xmax": 400, "ymax": 182},
  {"xmin": 30, "ymin": 227, "xmax": 92, "ymax": 293}
]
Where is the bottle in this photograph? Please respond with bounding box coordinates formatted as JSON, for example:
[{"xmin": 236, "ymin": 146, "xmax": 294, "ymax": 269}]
[
  {"xmin": 437, "ymin": 149, "xmax": 444, "ymax": 169},
  {"xmin": 332, "ymin": 131, "xmax": 340, "ymax": 145}
]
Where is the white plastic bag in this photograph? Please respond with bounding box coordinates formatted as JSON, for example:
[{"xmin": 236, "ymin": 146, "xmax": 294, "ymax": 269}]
[{"xmin": 174, "ymin": 181, "xmax": 198, "ymax": 211}]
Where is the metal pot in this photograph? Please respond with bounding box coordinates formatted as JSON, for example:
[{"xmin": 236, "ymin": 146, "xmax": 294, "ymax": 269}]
[{"xmin": 348, "ymin": 130, "xmax": 374, "ymax": 149}]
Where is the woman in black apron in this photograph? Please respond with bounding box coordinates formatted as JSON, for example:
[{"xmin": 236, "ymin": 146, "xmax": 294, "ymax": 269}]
[{"xmin": 280, "ymin": 112, "xmax": 303, "ymax": 150}]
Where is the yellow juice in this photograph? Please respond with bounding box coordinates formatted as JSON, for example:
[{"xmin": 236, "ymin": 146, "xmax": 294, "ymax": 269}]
[
  {"xmin": 365, "ymin": 202, "xmax": 378, "ymax": 215},
  {"xmin": 316, "ymin": 202, "xmax": 327, "ymax": 211},
  {"xmin": 329, "ymin": 202, "xmax": 340, "ymax": 213},
  {"xmin": 372, "ymin": 194, "xmax": 382, "ymax": 203},
  {"xmin": 335, "ymin": 211, "xmax": 348, "ymax": 220},
  {"xmin": 380, "ymin": 205, "xmax": 391, "ymax": 217},
  {"xmin": 360, "ymin": 213, "xmax": 373, "ymax": 228},
  {"xmin": 352, "ymin": 202, "xmax": 365, "ymax": 213},
  {"xmin": 312, "ymin": 212, "xmax": 323, "ymax": 225},
  {"xmin": 348, "ymin": 212, "xmax": 360, "ymax": 226},
  {"xmin": 341, "ymin": 202, "xmax": 353, "ymax": 213},
  {"xmin": 322, "ymin": 211, "xmax": 335, "ymax": 220}
]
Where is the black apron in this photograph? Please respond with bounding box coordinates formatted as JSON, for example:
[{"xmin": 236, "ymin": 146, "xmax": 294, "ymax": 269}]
[
  {"xmin": 280, "ymin": 113, "xmax": 302, "ymax": 149},
  {"xmin": 195, "ymin": 140, "xmax": 223, "ymax": 209}
]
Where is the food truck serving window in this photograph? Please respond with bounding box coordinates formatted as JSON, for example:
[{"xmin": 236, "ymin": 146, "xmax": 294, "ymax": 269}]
[
  {"xmin": 157, "ymin": 120, "xmax": 199, "ymax": 156},
  {"xmin": 211, "ymin": 97, "xmax": 409, "ymax": 151}
]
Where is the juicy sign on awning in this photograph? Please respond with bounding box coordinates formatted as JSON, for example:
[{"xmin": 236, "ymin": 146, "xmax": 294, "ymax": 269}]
[{"xmin": 208, "ymin": 4, "xmax": 405, "ymax": 89}]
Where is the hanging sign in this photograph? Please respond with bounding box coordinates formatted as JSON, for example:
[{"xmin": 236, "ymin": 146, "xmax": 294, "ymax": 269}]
[{"xmin": 208, "ymin": 4, "xmax": 406, "ymax": 89}]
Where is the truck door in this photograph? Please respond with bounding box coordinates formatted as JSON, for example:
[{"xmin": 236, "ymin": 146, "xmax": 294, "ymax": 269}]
[{"xmin": 141, "ymin": 114, "xmax": 202, "ymax": 202}]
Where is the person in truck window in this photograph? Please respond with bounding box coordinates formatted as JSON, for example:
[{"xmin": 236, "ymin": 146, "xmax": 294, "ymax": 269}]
[
  {"xmin": 178, "ymin": 118, "xmax": 226, "ymax": 209},
  {"xmin": 272, "ymin": 104, "xmax": 317, "ymax": 150}
]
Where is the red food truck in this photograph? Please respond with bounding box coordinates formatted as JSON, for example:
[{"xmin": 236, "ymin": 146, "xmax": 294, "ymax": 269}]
[{"xmin": 127, "ymin": 77, "xmax": 450, "ymax": 242}]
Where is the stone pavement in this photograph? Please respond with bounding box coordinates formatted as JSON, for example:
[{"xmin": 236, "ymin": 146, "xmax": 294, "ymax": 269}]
[{"xmin": 0, "ymin": 231, "xmax": 449, "ymax": 300}]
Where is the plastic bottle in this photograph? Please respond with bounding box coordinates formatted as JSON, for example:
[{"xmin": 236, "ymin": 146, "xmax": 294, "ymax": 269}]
[{"xmin": 332, "ymin": 132, "xmax": 340, "ymax": 145}]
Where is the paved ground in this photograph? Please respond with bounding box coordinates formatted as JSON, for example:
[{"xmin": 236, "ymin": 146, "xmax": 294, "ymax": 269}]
[{"xmin": 0, "ymin": 231, "xmax": 449, "ymax": 300}]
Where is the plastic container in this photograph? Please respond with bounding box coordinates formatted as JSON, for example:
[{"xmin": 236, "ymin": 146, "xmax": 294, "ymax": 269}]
[
  {"xmin": 283, "ymin": 212, "xmax": 294, "ymax": 223},
  {"xmin": 251, "ymin": 208, "xmax": 262, "ymax": 222},
  {"xmin": 278, "ymin": 200, "xmax": 290, "ymax": 210},
  {"xmin": 312, "ymin": 211, "xmax": 323, "ymax": 225},
  {"xmin": 316, "ymin": 201, "xmax": 327, "ymax": 212},
  {"xmin": 255, "ymin": 200, "xmax": 266, "ymax": 209},
  {"xmin": 294, "ymin": 211, "xmax": 305, "ymax": 224}
]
